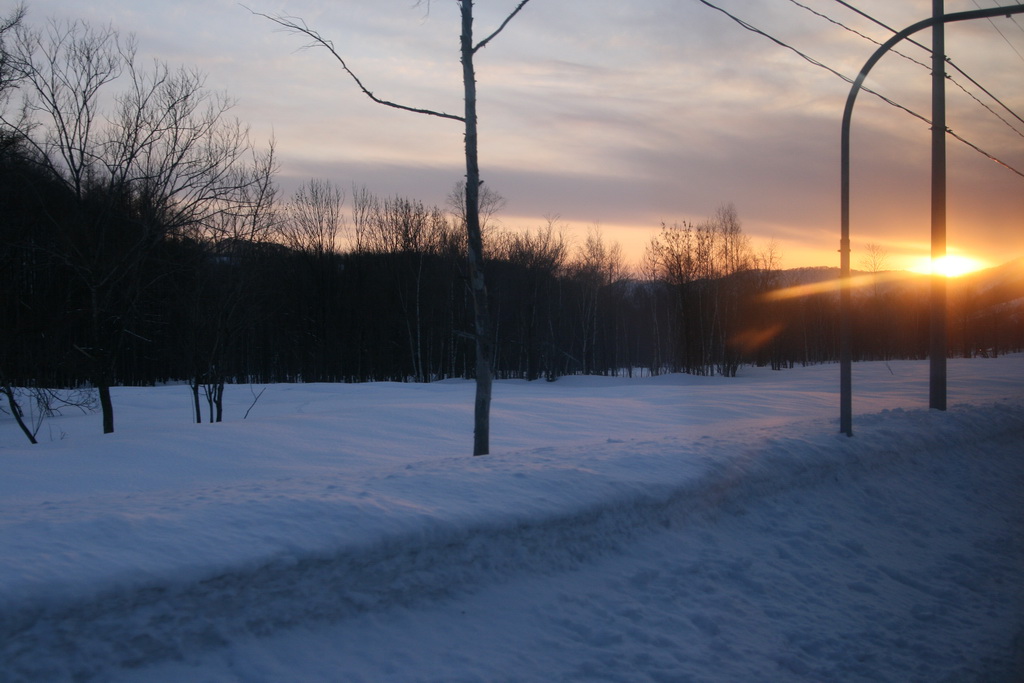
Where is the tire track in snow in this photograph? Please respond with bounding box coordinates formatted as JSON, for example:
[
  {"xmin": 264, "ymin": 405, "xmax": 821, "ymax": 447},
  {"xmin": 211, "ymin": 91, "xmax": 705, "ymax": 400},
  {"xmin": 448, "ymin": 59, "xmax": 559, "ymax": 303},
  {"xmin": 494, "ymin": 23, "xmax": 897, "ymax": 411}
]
[{"xmin": 2, "ymin": 402, "xmax": 1022, "ymax": 681}]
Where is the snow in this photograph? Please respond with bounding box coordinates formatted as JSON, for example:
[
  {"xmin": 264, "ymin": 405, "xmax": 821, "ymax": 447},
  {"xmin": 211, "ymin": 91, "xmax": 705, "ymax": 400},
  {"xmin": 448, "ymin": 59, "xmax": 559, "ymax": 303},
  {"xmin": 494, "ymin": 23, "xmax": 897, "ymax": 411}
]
[{"xmin": 2, "ymin": 357, "xmax": 1022, "ymax": 682}]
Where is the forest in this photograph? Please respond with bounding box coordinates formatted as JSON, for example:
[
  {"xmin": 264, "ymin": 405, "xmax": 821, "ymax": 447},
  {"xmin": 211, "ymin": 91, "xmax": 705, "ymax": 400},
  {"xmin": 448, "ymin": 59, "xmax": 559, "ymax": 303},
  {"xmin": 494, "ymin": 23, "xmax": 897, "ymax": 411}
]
[{"xmin": 2, "ymin": 10, "xmax": 1022, "ymax": 436}]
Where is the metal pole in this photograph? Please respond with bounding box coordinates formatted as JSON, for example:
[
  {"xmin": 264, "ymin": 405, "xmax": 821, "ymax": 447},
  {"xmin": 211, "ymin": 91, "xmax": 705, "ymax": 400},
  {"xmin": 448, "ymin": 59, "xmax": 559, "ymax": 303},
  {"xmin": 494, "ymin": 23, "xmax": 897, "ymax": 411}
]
[
  {"xmin": 840, "ymin": 99, "xmax": 853, "ymax": 436},
  {"xmin": 930, "ymin": 0, "xmax": 948, "ymax": 411},
  {"xmin": 838, "ymin": 3, "xmax": 1024, "ymax": 435}
]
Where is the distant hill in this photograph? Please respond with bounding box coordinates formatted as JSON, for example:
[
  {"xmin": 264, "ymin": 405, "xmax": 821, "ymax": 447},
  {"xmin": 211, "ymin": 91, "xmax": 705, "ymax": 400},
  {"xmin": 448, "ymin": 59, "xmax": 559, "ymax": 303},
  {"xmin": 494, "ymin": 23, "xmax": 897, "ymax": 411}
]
[
  {"xmin": 775, "ymin": 259, "xmax": 1024, "ymax": 309},
  {"xmin": 764, "ymin": 259, "xmax": 1023, "ymax": 359},
  {"xmin": 957, "ymin": 257, "xmax": 1024, "ymax": 309}
]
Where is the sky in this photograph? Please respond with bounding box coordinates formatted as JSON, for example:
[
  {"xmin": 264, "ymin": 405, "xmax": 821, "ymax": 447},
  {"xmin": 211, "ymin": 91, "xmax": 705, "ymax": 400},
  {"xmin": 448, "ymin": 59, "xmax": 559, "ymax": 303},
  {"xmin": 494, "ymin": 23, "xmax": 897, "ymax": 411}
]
[{"xmin": 16, "ymin": 0, "xmax": 1024, "ymax": 271}]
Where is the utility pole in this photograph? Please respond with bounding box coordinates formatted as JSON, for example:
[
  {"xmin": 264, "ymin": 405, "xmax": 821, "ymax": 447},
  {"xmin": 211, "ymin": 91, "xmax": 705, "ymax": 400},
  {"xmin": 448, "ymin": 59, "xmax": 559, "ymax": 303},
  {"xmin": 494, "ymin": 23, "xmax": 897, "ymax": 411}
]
[{"xmin": 929, "ymin": 0, "xmax": 948, "ymax": 411}]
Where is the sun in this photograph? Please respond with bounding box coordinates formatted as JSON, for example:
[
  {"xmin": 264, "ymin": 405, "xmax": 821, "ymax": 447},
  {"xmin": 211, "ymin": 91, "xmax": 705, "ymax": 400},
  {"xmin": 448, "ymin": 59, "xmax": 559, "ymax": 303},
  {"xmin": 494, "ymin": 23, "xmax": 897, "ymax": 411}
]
[{"xmin": 910, "ymin": 254, "xmax": 986, "ymax": 278}]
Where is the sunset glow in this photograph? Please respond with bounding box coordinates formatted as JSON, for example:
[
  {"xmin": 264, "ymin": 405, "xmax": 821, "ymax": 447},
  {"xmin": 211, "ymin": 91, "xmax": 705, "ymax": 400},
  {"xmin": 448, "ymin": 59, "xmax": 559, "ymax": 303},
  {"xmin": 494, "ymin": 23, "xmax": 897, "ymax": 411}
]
[
  {"xmin": 19, "ymin": 0, "xmax": 1024, "ymax": 271},
  {"xmin": 910, "ymin": 254, "xmax": 987, "ymax": 278}
]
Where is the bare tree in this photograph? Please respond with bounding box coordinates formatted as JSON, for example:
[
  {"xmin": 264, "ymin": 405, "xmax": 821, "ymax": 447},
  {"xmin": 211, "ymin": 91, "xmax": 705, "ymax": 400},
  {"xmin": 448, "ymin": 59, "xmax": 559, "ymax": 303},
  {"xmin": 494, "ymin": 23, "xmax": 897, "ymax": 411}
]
[
  {"xmin": 281, "ymin": 178, "xmax": 346, "ymax": 257},
  {"xmin": 353, "ymin": 191, "xmax": 431, "ymax": 256},
  {"xmin": 8, "ymin": 17, "xmax": 270, "ymax": 433},
  {"xmin": 492, "ymin": 220, "xmax": 568, "ymax": 380},
  {"xmin": 711, "ymin": 203, "xmax": 751, "ymax": 277},
  {"xmin": 860, "ymin": 242, "xmax": 889, "ymax": 274},
  {"xmin": 186, "ymin": 145, "xmax": 279, "ymax": 424},
  {"xmin": 351, "ymin": 188, "xmax": 461, "ymax": 383},
  {"xmin": 251, "ymin": 1, "xmax": 534, "ymax": 455},
  {"xmin": 859, "ymin": 242, "xmax": 892, "ymax": 360},
  {"xmin": 0, "ymin": 6, "xmax": 30, "ymax": 441},
  {"xmin": 447, "ymin": 179, "xmax": 506, "ymax": 246},
  {"xmin": 0, "ymin": 4, "xmax": 25, "ymax": 107},
  {"xmin": 643, "ymin": 205, "xmax": 755, "ymax": 377},
  {"xmin": 7, "ymin": 19, "xmax": 130, "ymax": 433},
  {"xmin": 0, "ymin": 382, "xmax": 96, "ymax": 444},
  {"xmin": 1, "ymin": 380, "xmax": 37, "ymax": 444},
  {"xmin": 572, "ymin": 227, "xmax": 623, "ymax": 374}
]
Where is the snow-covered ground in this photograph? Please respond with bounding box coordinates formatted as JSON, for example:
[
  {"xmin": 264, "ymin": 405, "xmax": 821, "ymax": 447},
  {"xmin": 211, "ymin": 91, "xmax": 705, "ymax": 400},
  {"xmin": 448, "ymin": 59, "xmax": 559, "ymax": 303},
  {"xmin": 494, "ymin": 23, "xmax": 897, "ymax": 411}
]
[{"xmin": 2, "ymin": 357, "xmax": 1022, "ymax": 682}]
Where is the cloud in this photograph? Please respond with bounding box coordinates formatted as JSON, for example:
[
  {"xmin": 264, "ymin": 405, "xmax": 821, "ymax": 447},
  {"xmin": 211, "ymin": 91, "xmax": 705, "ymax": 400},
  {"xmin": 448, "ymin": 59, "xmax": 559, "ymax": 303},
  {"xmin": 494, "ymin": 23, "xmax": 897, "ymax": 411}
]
[{"xmin": 19, "ymin": 0, "xmax": 1024, "ymax": 269}]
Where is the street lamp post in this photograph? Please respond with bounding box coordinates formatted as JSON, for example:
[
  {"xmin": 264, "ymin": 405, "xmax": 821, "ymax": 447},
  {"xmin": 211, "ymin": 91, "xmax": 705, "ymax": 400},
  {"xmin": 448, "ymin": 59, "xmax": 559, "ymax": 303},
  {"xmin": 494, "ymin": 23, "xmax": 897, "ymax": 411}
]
[{"xmin": 839, "ymin": 3, "xmax": 1024, "ymax": 436}]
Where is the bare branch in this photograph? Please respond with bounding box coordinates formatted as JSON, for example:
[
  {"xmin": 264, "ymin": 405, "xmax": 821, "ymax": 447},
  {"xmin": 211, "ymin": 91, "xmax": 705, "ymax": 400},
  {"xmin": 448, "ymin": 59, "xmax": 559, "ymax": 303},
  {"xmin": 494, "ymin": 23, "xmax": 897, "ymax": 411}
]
[
  {"xmin": 244, "ymin": 6, "xmax": 464, "ymax": 123},
  {"xmin": 473, "ymin": 0, "xmax": 533, "ymax": 53}
]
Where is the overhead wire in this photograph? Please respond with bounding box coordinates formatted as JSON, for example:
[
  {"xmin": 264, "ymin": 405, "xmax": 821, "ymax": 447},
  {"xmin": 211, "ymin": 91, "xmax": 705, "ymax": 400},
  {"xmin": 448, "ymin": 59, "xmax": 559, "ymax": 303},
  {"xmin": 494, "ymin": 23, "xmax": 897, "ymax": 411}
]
[
  {"xmin": 831, "ymin": 0, "xmax": 931, "ymax": 52},
  {"xmin": 787, "ymin": 0, "xmax": 930, "ymax": 70},
  {"xmin": 809, "ymin": 0, "xmax": 1024, "ymax": 136},
  {"xmin": 1009, "ymin": 0, "xmax": 1024, "ymax": 36},
  {"xmin": 831, "ymin": 0, "xmax": 1024, "ymax": 129},
  {"xmin": 693, "ymin": 0, "xmax": 1024, "ymax": 179},
  {"xmin": 970, "ymin": 0, "xmax": 1024, "ymax": 64}
]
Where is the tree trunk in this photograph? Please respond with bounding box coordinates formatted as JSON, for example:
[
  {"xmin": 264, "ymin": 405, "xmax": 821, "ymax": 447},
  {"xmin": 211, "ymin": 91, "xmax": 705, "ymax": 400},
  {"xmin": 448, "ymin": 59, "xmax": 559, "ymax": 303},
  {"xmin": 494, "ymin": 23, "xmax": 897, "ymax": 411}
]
[
  {"xmin": 461, "ymin": 2, "xmax": 493, "ymax": 456},
  {"xmin": 213, "ymin": 380, "xmax": 224, "ymax": 422},
  {"xmin": 3, "ymin": 383, "xmax": 38, "ymax": 445},
  {"xmin": 98, "ymin": 381, "xmax": 114, "ymax": 434},
  {"xmin": 191, "ymin": 378, "xmax": 203, "ymax": 423}
]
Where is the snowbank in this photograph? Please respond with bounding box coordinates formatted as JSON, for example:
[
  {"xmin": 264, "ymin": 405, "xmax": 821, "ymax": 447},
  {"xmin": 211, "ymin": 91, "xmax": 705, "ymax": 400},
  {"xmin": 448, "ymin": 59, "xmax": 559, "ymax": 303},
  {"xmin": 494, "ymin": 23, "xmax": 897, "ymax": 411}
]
[{"xmin": 1, "ymin": 358, "xmax": 1022, "ymax": 681}]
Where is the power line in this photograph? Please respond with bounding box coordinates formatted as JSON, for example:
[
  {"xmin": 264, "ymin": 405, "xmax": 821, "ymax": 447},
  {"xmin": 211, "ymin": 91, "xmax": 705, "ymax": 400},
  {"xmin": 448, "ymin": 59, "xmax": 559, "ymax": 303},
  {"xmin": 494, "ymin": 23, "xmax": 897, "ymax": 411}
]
[
  {"xmin": 814, "ymin": 0, "xmax": 1024, "ymax": 136},
  {"xmin": 832, "ymin": 0, "xmax": 931, "ymax": 52},
  {"xmin": 946, "ymin": 59, "xmax": 1024, "ymax": 127},
  {"xmin": 971, "ymin": 0, "xmax": 1024, "ymax": 64},
  {"xmin": 1009, "ymin": 0, "xmax": 1024, "ymax": 37},
  {"xmin": 788, "ymin": 0, "xmax": 930, "ymax": 70},
  {"xmin": 832, "ymin": 0, "xmax": 1024, "ymax": 130},
  {"xmin": 1006, "ymin": 0, "xmax": 1024, "ymax": 32},
  {"xmin": 946, "ymin": 68, "xmax": 1024, "ymax": 138},
  {"xmin": 694, "ymin": 0, "xmax": 1024, "ymax": 179}
]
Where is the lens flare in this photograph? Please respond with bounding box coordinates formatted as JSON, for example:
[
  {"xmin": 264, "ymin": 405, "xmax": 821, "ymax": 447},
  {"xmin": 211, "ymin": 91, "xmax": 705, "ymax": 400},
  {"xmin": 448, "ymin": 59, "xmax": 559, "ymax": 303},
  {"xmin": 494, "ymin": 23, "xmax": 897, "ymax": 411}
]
[{"xmin": 762, "ymin": 271, "xmax": 906, "ymax": 301}]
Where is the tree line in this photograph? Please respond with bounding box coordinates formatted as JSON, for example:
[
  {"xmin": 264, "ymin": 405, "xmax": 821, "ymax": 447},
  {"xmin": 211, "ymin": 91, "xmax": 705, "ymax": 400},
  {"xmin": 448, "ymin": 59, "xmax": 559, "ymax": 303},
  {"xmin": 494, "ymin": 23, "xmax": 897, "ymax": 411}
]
[{"xmin": 3, "ymin": 8, "xmax": 1022, "ymax": 442}]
